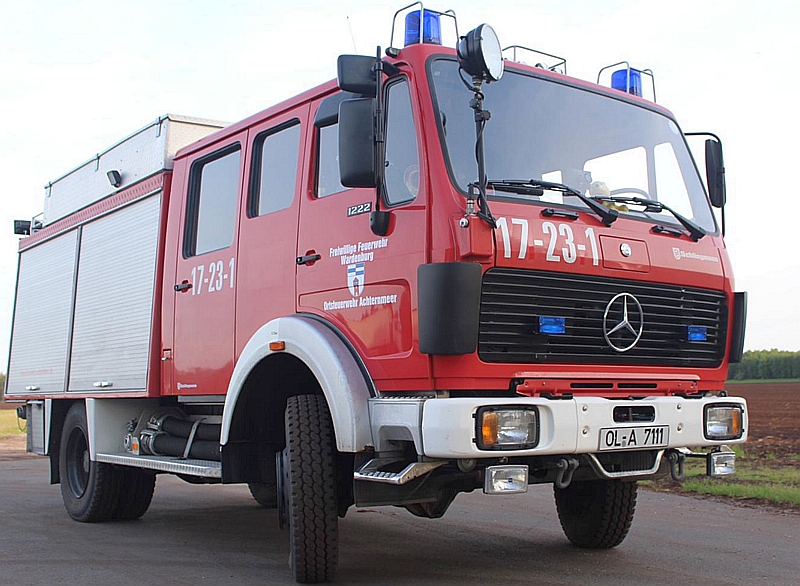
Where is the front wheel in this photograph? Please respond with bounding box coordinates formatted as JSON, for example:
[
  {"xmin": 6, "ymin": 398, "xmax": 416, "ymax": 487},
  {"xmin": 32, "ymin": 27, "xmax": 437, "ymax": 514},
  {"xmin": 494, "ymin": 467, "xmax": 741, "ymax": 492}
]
[
  {"xmin": 59, "ymin": 402, "xmax": 122, "ymax": 522},
  {"xmin": 281, "ymin": 395, "xmax": 339, "ymax": 583},
  {"xmin": 554, "ymin": 479, "xmax": 637, "ymax": 549}
]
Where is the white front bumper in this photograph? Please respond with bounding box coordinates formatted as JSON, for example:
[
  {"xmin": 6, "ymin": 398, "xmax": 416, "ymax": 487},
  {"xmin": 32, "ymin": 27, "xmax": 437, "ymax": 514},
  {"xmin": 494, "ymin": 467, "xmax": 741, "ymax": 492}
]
[{"xmin": 369, "ymin": 395, "xmax": 747, "ymax": 459}]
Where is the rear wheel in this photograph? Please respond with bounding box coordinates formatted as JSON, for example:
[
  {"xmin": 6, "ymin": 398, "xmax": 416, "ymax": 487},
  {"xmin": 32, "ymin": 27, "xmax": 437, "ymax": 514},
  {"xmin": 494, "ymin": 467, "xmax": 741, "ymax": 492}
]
[
  {"xmin": 554, "ymin": 479, "xmax": 637, "ymax": 549},
  {"xmin": 112, "ymin": 467, "xmax": 156, "ymax": 520},
  {"xmin": 59, "ymin": 402, "xmax": 122, "ymax": 522},
  {"xmin": 281, "ymin": 395, "xmax": 338, "ymax": 583},
  {"xmin": 248, "ymin": 481, "xmax": 278, "ymax": 508}
]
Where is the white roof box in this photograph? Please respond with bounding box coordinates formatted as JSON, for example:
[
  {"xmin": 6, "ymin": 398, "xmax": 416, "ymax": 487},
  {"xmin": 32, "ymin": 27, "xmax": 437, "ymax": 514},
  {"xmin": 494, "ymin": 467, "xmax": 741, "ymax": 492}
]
[{"xmin": 43, "ymin": 114, "xmax": 226, "ymax": 224}]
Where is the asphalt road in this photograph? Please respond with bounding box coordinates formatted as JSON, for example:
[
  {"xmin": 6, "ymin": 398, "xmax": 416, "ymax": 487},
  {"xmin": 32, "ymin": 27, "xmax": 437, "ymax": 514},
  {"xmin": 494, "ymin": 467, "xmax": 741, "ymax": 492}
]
[{"xmin": 1, "ymin": 457, "xmax": 798, "ymax": 586}]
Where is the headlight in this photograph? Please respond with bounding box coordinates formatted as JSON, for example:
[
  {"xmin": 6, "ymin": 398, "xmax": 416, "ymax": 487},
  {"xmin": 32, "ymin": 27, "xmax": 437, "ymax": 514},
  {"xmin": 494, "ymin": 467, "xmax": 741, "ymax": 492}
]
[
  {"xmin": 704, "ymin": 404, "xmax": 744, "ymax": 440},
  {"xmin": 476, "ymin": 406, "xmax": 538, "ymax": 450}
]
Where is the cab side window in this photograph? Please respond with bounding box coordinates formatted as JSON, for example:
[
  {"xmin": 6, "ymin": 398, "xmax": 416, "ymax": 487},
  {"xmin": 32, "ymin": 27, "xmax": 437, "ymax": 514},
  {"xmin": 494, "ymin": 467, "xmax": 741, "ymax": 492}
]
[
  {"xmin": 185, "ymin": 145, "xmax": 241, "ymax": 257},
  {"xmin": 249, "ymin": 122, "xmax": 301, "ymax": 216},
  {"xmin": 384, "ymin": 80, "xmax": 419, "ymax": 205},
  {"xmin": 316, "ymin": 123, "xmax": 346, "ymax": 198}
]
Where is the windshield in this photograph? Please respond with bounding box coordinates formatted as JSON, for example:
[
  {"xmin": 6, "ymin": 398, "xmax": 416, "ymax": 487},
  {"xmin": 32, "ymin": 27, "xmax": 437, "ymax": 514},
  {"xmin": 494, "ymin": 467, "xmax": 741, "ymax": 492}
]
[{"xmin": 429, "ymin": 58, "xmax": 717, "ymax": 233}]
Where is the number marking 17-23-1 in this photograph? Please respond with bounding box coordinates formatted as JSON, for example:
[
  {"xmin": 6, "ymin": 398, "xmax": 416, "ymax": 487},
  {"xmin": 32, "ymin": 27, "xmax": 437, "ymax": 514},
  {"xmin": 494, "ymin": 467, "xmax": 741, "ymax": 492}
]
[
  {"xmin": 495, "ymin": 217, "xmax": 599, "ymax": 266},
  {"xmin": 190, "ymin": 257, "xmax": 235, "ymax": 295}
]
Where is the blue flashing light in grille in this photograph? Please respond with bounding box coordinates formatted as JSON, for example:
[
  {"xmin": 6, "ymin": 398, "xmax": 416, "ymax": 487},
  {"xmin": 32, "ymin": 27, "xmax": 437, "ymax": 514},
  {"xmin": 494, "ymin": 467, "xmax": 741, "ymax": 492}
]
[
  {"xmin": 539, "ymin": 316, "xmax": 566, "ymax": 335},
  {"xmin": 404, "ymin": 9, "xmax": 442, "ymax": 46},
  {"xmin": 611, "ymin": 68, "xmax": 643, "ymax": 97},
  {"xmin": 687, "ymin": 326, "xmax": 708, "ymax": 342}
]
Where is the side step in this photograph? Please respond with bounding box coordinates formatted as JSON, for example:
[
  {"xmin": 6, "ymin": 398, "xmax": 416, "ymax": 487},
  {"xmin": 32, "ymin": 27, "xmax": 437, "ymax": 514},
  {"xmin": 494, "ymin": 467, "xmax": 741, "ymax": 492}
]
[
  {"xmin": 354, "ymin": 459, "xmax": 445, "ymax": 485},
  {"xmin": 96, "ymin": 452, "xmax": 221, "ymax": 478}
]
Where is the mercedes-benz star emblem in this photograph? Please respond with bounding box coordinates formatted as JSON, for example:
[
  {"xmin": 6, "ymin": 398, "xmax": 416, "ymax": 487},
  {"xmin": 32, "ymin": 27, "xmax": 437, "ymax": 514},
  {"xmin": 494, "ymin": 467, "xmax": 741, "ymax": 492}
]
[
  {"xmin": 603, "ymin": 292, "xmax": 644, "ymax": 352},
  {"xmin": 620, "ymin": 243, "xmax": 632, "ymax": 257}
]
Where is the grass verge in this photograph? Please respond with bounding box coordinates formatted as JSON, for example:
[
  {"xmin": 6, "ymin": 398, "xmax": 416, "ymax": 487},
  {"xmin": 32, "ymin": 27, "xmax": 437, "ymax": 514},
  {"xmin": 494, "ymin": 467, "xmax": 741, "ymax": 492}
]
[
  {"xmin": 680, "ymin": 480, "xmax": 800, "ymax": 506},
  {"xmin": 646, "ymin": 444, "xmax": 800, "ymax": 510},
  {"xmin": 0, "ymin": 408, "xmax": 27, "ymax": 439}
]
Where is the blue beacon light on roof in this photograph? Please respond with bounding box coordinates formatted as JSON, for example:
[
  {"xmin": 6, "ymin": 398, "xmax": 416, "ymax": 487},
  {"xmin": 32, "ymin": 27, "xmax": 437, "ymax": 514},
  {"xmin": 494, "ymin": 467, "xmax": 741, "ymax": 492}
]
[
  {"xmin": 404, "ymin": 9, "xmax": 442, "ymax": 46},
  {"xmin": 611, "ymin": 68, "xmax": 643, "ymax": 97}
]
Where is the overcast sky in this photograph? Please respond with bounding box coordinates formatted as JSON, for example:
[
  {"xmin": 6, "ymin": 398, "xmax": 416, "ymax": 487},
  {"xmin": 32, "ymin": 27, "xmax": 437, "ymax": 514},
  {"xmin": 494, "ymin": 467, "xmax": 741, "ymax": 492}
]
[{"xmin": 1, "ymin": 0, "xmax": 798, "ymax": 368}]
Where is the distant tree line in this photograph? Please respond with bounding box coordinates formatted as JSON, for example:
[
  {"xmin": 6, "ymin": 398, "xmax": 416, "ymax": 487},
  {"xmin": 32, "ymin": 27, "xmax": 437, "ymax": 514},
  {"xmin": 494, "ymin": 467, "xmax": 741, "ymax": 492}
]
[{"xmin": 728, "ymin": 350, "xmax": 800, "ymax": 380}]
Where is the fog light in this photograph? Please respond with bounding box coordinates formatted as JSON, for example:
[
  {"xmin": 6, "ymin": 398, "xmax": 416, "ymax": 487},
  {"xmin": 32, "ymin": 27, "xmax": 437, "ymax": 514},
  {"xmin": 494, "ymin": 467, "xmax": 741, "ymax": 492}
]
[
  {"xmin": 704, "ymin": 405, "xmax": 744, "ymax": 440},
  {"xmin": 477, "ymin": 407, "xmax": 538, "ymax": 450},
  {"xmin": 484, "ymin": 465, "xmax": 528, "ymax": 494},
  {"xmin": 708, "ymin": 448, "xmax": 736, "ymax": 477}
]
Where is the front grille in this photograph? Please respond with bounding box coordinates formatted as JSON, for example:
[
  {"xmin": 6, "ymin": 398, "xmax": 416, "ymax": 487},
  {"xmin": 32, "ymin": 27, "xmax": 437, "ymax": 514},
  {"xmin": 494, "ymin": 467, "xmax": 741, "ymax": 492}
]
[{"xmin": 478, "ymin": 269, "xmax": 727, "ymax": 367}]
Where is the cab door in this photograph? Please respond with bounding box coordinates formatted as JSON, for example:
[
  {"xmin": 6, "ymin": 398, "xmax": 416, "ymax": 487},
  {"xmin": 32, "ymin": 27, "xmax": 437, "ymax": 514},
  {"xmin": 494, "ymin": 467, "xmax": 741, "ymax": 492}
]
[
  {"xmin": 235, "ymin": 106, "xmax": 309, "ymax": 352},
  {"xmin": 296, "ymin": 79, "xmax": 430, "ymax": 391},
  {"xmin": 172, "ymin": 132, "xmax": 247, "ymax": 395}
]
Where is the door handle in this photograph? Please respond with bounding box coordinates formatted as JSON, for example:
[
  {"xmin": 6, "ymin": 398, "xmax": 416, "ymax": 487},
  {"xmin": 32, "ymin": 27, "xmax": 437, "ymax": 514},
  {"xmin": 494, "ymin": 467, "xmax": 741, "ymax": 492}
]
[
  {"xmin": 296, "ymin": 253, "xmax": 321, "ymax": 266},
  {"xmin": 174, "ymin": 281, "xmax": 193, "ymax": 292}
]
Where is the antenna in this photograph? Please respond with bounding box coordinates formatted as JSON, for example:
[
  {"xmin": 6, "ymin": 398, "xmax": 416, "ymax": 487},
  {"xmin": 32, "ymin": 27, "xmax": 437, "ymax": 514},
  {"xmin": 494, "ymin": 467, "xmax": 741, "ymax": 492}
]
[{"xmin": 347, "ymin": 16, "xmax": 358, "ymax": 53}]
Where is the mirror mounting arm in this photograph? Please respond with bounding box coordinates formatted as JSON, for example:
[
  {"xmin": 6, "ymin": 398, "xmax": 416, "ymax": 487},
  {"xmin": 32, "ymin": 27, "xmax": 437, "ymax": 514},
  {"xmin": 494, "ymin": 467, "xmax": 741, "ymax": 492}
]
[
  {"xmin": 371, "ymin": 47, "xmax": 391, "ymax": 236},
  {"xmin": 465, "ymin": 75, "xmax": 496, "ymax": 229}
]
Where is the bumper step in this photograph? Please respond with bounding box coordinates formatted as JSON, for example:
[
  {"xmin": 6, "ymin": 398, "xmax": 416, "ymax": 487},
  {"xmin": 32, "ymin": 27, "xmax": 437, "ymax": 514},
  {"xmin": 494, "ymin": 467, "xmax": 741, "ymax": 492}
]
[{"xmin": 354, "ymin": 459, "xmax": 445, "ymax": 485}]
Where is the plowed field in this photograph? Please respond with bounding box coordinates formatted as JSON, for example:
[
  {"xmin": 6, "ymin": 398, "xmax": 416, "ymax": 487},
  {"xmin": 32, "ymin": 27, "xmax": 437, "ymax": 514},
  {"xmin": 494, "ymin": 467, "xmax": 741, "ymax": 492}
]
[{"xmin": 726, "ymin": 381, "xmax": 800, "ymax": 460}]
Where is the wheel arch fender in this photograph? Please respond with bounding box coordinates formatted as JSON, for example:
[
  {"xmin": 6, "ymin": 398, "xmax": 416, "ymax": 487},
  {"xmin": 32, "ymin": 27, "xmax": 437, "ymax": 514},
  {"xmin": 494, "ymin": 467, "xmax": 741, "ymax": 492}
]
[{"xmin": 221, "ymin": 315, "xmax": 375, "ymax": 453}]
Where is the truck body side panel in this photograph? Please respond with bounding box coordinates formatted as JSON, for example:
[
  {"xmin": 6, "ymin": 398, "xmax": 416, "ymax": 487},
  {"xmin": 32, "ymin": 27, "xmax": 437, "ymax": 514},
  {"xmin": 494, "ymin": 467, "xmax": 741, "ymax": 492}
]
[
  {"xmin": 67, "ymin": 194, "xmax": 162, "ymax": 393},
  {"xmin": 6, "ymin": 231, "xmax": 78, "ymax": 395},
  {"xmin": 7, "ymin": 190, "xmax": 164, "ymax": 400}
]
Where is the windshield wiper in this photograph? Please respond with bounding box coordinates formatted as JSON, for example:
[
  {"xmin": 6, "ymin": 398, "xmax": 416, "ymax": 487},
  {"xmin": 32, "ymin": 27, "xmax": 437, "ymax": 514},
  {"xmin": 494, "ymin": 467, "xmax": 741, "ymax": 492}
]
[
  {"xmin": 487, "ymin": 179, "xmax": 618, "ymax": 226},
  {"xmin": 592, "ymin": 196, "xmax": 706, "ymax": 241}
]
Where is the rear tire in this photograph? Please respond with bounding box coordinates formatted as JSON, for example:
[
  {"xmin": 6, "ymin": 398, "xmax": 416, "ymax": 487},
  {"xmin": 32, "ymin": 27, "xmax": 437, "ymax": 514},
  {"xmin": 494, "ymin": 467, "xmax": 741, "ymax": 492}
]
[
  {"xmin": 112, "ymin": 467, "xmax": 156, "ymax": 520},
  {"xmin": 282, "ymin": 395, "xmax": 338, "ymax": 583},
  {"xmin": 248, "ymin": 481, "xmax": 278, "ymax": 508},
  {"xmin": 59, "ymin": 402, "xmax": 122, "ymax": 523},
  {"xmin": 554, "ymin": 479, "xmax": 637, "ymax": 549}
]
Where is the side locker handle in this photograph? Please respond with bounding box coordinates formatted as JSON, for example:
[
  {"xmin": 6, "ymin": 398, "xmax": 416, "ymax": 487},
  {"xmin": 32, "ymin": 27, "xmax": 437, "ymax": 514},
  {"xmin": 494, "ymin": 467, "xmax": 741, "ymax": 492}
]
[{"xmin": 174, "ymin": 281, "xmax": 193, "ymax": 292}]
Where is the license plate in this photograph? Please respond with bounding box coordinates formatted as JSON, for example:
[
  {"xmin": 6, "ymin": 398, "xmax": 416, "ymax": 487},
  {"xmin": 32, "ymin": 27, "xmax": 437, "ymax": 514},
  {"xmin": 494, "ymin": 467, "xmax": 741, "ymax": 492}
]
[{"xmin": 598, "ymin": 425, "xmax": 669, "ymax": 451}]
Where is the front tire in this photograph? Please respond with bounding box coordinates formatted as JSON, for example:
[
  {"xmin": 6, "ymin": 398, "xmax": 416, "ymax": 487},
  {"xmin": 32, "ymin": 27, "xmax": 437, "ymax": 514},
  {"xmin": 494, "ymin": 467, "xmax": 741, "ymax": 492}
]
[
  {"xmin": 554, "ymin": 480, "xmax": 637, "ymax": 549},
  {"xmin": 282, "ymin": 395, "xmax": 339, "ymax": 583},
  {"xmin": 59, "ymin": 402, "xmax": 122, "ymax": 523}
]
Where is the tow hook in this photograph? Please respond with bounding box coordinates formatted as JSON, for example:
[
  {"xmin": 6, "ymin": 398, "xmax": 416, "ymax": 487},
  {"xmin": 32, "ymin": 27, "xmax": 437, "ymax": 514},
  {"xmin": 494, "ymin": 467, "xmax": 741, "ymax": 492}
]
[
  {"xmin": 554, "ymin": 457, "xmax": 579, "ymax": 489},
  {"xmin": 666, "ymin": 449, "xmax": 685, "ymax": 481}
]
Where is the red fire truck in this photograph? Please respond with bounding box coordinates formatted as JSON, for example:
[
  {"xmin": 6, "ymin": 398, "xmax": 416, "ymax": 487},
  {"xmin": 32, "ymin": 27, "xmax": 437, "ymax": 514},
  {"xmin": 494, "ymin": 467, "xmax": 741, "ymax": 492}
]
[{"xmin": 5, "ymin": 5, "xmax": 747, "ymax": 583}]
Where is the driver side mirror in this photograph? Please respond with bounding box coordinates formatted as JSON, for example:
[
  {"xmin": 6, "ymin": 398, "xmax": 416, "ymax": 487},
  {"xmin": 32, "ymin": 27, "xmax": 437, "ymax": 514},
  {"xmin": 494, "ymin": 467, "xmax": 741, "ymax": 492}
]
[
  {"xmin": 705, "ymin": 138, "xmax": 726, "ymax": 208},
  {"xmin": 338, "ymin": 98, "xmax": 376, "ymax": 188}
]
